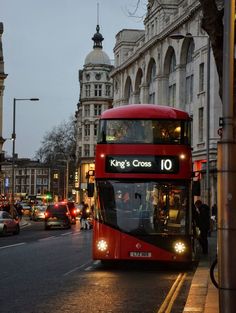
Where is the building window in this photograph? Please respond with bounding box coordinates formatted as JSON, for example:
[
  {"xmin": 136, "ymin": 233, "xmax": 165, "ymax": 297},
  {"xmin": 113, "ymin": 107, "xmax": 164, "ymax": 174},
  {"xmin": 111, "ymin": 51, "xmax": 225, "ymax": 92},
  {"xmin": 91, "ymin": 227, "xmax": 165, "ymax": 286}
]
[
  {"xmin": 199, "ymin": 107, "xmax": 204, "ymax": 142},
  {"xmin": 199, "ymin": 62, "xmax": 204, "ymax": 92},
  {"xmin": 37, "ymin": 178, "xmax": 42, "ymax": 185},
  {"xmin": 85, "ymin": 84, "xmax": 91, "ymax": 97},
  {"xmin": 78, "ymin": 127, "xmax": 82, "ymax": 140},
  {"xmin": 148, "ymin": 61, "xmax": 156, "ymax": 104},
  {"xmin": 187, "ymin": 40, "xmax": 194, "ymax": 63},
  {"xmin": 169, "ymin": 52, "xmax": 176, "ymax": 73},
  {"xmin": 94, "ymin": 124, "xmax": 98, "ymax": 136},
  {"xmin": 169, "ymin": 84, "xmax": 176, "ymax": 107},
  {"xmin": 105, "ymin": 84, "xmax": 111, "ymax": 96},
  {"xmin": 185, "ymin": 74, "xmax": 194, "ymax": 104},
  {"xmin": 94, "ymin": 104, "xmax": 102, "ymax": 116},
  {"xmin": 84, "ymin": 105, "xmax": 90, "ymax": 117},
  {"xmin": 168, "ymin": 52, "xmax": 176, "ymax": 106},
  {"xmin": 185, "ymin": 40, "xmax": 194, "ymax": 105},
  {"xmin": 84, "ymin": 124, "xmax": 90, "ymax": 136},
  {"xmin": 84, "ymin": 144, "xmax": 90, "ymax": 157},
  {"xmin": 78, "ymin": 147, "xmax": 82, "ymax": 157},
  {"xmin": 94, "ymin": 84, "xmax": 102, "ymax": 96}
]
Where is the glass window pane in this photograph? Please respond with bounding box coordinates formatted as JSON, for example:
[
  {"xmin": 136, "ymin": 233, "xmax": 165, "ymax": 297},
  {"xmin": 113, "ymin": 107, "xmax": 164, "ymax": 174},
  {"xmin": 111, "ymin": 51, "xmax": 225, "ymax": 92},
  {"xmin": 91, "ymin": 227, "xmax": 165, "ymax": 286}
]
[{"xmin": 96, "ymin": 180, "xmax": 189, "ymax": 235}]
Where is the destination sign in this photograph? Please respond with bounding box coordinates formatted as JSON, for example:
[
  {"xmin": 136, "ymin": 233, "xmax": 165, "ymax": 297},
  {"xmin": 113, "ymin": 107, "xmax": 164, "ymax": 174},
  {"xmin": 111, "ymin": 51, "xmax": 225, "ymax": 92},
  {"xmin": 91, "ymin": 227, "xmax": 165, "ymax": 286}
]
[{"xmin": 106, "ymin": 155, "xmax": 179, "ymax": 174}]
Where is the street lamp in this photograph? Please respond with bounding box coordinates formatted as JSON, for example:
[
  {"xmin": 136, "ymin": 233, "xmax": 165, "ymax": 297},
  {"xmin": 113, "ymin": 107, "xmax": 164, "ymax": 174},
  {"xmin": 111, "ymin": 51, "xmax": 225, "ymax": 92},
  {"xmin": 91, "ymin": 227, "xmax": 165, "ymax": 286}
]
[
  {"xmin": 169, "ymin": 33, "xmax": 211, "ymax": 207},
  {"xmin": 11, "ymin": 98, "xmax": 39, "ymax": 216}
]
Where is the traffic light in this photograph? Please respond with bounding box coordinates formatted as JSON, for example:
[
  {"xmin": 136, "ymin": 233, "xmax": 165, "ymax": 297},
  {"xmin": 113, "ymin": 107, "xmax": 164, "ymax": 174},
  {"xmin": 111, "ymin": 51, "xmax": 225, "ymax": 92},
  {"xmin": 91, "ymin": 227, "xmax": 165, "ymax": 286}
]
[
  {"xmin": 87, "ymin": 183, "xmax": 94, "ymax": 197},
  {"xmin": 45, "ymin": 192, "xmax": 52, "ymax": 201}
]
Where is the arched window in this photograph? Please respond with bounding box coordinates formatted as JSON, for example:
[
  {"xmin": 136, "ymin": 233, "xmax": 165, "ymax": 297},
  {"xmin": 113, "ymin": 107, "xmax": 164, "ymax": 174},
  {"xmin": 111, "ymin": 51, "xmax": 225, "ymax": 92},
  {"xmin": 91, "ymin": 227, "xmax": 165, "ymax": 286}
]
[
  {"xmin": 169, "ymin": 52, "xmax": 176, "ymax": 73},
  {"xmin": 134, "ymin": 68, "xmax": 143, "ymax": 104},
  {"xmin": 148, "ymin": 61, "xmax": 156, "ymax": 104},
  {"xmin": 169, "ymin": 51, "xmax": 176, "ymax": 107},
  {"xmin": 185, "ymin": 40, "xmax": 194, "ymax": 105},
  {"xmin": 124, "ymin": 76, "xmax": 133, "ymax": 104}
]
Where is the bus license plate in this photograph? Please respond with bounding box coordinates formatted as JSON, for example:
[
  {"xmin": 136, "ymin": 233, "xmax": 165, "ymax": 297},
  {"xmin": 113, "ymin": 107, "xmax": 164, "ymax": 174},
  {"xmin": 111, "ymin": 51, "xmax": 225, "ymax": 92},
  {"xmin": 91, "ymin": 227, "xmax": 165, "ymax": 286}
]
[{"xmin": 130, "ymin": 252, "xmax": 152, "ymax": 257}]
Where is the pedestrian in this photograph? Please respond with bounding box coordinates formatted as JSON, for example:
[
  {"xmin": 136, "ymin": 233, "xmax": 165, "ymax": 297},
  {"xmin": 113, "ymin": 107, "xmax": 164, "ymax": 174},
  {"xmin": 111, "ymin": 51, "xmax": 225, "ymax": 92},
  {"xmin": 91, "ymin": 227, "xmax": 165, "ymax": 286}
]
[
  {"xmin": 80, "ymin": 202, "xmax": 90, "ymax": 230},
  {"xmin": 211, "ymin": 203, "xmax": 217, "ymax": 231},
  {"xmin": 15, "ymin": 202, "xmax": 23, "ymax": 220},
  {"xmin": 194, "ymin": 200, "xmax": 210, "ymax": 254},
  {"xmin": 212, "ymin": 203, "xmax": 217, "ymax": 220}
]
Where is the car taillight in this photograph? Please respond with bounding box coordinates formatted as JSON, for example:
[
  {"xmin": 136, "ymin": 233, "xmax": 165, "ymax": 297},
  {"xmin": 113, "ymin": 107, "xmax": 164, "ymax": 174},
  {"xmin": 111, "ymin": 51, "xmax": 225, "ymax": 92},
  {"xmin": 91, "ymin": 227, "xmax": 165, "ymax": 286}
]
[
  {"xmin": 73, "ymin": 209, "xmax": 76, "ymax": 214},
  {"xmin": 45, "ymin": 212, "xmax": 49, "ymax": 218}
]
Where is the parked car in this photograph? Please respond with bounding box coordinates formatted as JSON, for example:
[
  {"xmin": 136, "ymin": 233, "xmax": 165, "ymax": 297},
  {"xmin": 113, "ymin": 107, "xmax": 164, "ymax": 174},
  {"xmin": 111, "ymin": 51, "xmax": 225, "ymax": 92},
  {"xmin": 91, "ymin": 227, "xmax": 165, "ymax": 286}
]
[
  {"xmin": 44, "ymin": 203, "xmax": 72, "ymax": 230},
  {"xmin": 0, "ymin": 211, "xmax": 20, "ymax": 235},
  {"xmin": 31, "ymin": 205, "xmax": 47, "ymax": 221}
]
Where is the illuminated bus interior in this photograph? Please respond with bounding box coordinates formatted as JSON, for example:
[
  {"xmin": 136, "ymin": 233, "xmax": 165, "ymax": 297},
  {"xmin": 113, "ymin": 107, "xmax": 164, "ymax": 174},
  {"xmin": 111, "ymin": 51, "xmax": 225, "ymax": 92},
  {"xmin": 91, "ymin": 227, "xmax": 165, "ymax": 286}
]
[
  {"xmin": 95, "ymin": 180, "xmax": 189, "ymax": 235},
  {"xmin": 97, "ymin": 119, "xmax": 191, "ymax": 145}
]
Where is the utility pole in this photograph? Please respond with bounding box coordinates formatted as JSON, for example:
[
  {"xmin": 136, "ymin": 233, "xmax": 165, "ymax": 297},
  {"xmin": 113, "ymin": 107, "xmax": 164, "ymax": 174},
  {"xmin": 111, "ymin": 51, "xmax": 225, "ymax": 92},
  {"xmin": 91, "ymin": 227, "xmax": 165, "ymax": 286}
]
[{"xmin": 217, "ymin": 1, "xmax": 236, "ymax": 312}]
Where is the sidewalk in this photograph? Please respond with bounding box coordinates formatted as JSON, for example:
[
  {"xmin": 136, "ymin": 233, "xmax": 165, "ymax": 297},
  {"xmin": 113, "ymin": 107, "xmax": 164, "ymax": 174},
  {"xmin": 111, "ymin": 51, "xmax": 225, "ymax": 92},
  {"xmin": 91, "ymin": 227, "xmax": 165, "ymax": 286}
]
[{"xmin": 183, "ymin": 232, "xmax": 219, "ymax": 313}]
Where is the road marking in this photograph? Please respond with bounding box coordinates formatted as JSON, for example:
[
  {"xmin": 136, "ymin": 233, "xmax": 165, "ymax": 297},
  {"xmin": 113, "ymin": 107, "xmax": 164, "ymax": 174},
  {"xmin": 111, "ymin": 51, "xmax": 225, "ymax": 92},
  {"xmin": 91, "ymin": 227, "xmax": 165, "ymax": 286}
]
[
  {"xmin": 63, "ymin": 261, "xmax": 92, "ymax": 276},
  {"xmin": 38, "ymin": 236, "xmax": 56, "ymax": 241},
  {"xmin": 85, "ymin": 260, "xmax": 103, "ymax": 271},
  {"xmin": 61, "ymin": 232, "xmax": 73, "ymax": 236},
  {"xmin": 157, "ymin": 272, "xmax": 187, "ymax": 313},
  {"xmin": 93, "ymin": 260, "xmax": 100, "ymax": 265},
  {"xmin": 0, "ymin": 242, "xmax": 26, "ymax": 250}
]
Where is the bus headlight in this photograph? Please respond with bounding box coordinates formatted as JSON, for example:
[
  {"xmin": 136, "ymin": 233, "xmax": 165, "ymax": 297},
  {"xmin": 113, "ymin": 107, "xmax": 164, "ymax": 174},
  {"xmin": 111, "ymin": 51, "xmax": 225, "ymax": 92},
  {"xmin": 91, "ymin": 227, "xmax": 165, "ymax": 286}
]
[
  {"xmin": 174, "ymin": 241, "xmax": 186, "ymax": 254},
  {"xmin": 97, "ymin": 239, "xmax": 108, "ymax": 251}
]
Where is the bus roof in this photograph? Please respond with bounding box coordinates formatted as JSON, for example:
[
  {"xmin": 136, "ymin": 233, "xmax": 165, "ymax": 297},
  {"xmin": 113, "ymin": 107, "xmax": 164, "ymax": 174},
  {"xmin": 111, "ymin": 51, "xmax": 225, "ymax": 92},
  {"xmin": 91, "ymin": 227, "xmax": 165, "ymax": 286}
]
[{"xmin": 100, "ymin": 104, "xmax": 190, "ymax": 120}]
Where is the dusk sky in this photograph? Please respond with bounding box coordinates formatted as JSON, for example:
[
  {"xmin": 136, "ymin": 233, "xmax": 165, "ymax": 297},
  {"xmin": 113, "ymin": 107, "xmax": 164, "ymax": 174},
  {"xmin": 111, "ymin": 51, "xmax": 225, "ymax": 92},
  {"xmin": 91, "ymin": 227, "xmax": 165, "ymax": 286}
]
[{"xmin": 0, "ymin": 0, "xmax": 145, "ymax": 158}]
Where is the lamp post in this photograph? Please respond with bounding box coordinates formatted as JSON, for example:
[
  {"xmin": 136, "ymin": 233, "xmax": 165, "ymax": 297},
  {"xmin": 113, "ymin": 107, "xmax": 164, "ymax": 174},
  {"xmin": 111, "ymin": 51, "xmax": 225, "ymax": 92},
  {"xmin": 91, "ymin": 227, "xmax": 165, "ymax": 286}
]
[
  {"xmin": 169, "ymin": 33, "xmax": 211, "ymax": 207},
  {"xmin": 65, "ymin": 158, "xmax": 69, "ymax": 201},
  {"xmin": 11, "ymin": 98, "xmax": 39, "ymax": 216},
  {"xmin": 217, "ymin": 2, "xmax": 236, "ymax": 311}
]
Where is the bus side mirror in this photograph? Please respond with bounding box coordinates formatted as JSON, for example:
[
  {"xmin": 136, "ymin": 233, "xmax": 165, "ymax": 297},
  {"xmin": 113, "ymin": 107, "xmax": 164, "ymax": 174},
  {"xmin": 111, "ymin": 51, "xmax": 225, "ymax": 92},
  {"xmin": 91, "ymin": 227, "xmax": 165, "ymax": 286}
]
[
  {"xmin": 87, "ymin": 183, "xmax": 94, "ymax": 197},
  {"xmin": 192, "ymin": 181, "xmax": 201, "ymax": 196}
]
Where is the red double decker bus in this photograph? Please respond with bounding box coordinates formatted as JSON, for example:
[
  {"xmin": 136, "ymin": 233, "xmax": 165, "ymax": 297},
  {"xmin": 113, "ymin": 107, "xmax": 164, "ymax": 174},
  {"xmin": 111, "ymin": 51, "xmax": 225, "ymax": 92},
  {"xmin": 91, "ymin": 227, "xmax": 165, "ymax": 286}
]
[{"xmin": 92, "ymin": 104, "xmax": 196, "ymax": 264}]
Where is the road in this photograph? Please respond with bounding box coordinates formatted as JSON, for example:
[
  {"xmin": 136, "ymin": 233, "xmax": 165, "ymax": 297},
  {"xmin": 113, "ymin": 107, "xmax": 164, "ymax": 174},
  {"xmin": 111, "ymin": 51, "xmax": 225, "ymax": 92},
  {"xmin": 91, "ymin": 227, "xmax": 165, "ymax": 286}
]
[{"xmin": 0, "ymin": 219, "xmax": 195, "ymax": 313}]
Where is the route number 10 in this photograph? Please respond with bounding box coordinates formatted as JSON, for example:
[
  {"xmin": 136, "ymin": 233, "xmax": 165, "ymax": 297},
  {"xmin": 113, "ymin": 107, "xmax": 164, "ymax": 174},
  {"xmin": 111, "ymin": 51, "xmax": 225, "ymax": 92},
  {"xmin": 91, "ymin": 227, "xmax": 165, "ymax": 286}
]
[{"xmin": 161, "ymin": 159, "xmax": 173, "ymax": 171}]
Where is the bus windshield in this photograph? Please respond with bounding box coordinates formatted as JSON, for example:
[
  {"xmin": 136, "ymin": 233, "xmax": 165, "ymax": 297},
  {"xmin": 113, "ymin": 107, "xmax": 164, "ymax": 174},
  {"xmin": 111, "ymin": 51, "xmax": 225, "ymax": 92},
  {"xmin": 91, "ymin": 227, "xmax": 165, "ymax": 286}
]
[
  {"xmin": 97, "ymin": 119, "xmax": 190, "ymax": 144},
  {"xmin": 95, "ymin": 180, "xmax": 189, "ymax": 235}
]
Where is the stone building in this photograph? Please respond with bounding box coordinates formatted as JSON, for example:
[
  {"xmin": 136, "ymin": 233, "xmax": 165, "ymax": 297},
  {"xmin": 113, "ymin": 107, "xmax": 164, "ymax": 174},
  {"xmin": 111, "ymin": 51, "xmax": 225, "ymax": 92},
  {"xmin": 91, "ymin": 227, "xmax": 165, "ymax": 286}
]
[
  {"xmin": 75, "ymin": 0, "xmax": 222, "ymax": 207},
  {"xmin": 1, "ymin": 157, "xmax": 51, "ymax": 200},
  {"xmin": 110, "ymin": 0, "xmax": 222, "ymax": 207},
  {"xmin": 0, "ymin": 23, "xmax": 8, "ymax": 159},
  {"xmin": 75, "ymin": 24, "xmax": 114, "ymax": 203}
]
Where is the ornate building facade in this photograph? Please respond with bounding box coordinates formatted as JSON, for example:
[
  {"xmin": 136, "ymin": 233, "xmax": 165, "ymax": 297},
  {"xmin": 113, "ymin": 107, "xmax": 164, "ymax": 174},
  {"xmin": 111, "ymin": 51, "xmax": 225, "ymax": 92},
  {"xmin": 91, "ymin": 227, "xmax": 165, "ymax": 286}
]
[
  {"xmin": 75, "ymin": 24, "xmax": 114, "ymax": 203},
  {"xmin": 75, "ymin": 0, "xmax": 222, "ymax": 207},
  {"xmin": 110, "ymin": 0, "xmax": 222, "ymax": 207}
]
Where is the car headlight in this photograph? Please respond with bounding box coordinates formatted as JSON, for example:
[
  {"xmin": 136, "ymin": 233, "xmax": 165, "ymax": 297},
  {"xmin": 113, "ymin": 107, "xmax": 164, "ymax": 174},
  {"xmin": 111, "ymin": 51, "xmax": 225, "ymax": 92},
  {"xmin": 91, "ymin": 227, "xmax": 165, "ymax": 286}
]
[
  {"xmin": 174, "ymin": 241, "xmax": 186, "ymax": 254},
  {"xmin": 97, "ymin": 239, "xmax": 108, "ymax": 251}
]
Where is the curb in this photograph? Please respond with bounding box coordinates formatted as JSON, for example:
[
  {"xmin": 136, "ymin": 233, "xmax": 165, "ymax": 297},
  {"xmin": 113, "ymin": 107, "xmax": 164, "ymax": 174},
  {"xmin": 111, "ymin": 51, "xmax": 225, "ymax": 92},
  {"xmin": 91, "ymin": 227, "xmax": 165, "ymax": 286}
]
[
  {"xmin": 183, "ymin": 262, "xmax": 209, "ymax": 312},
  {"xmin": 183, "ymin": 233, "xmax": 219, "ymax": 313}
]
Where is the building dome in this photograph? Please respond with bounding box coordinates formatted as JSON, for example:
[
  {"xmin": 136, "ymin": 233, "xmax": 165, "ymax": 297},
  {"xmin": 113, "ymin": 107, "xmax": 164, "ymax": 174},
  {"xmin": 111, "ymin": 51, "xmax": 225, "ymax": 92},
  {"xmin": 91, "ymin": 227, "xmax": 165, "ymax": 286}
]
[
  {"xmin": 84, "ymin": 24, "xmax": 111, "ymax": 66},
  {"xmin": 84, "ymin": 48, "xmax": 111, "ymax": 65}
]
